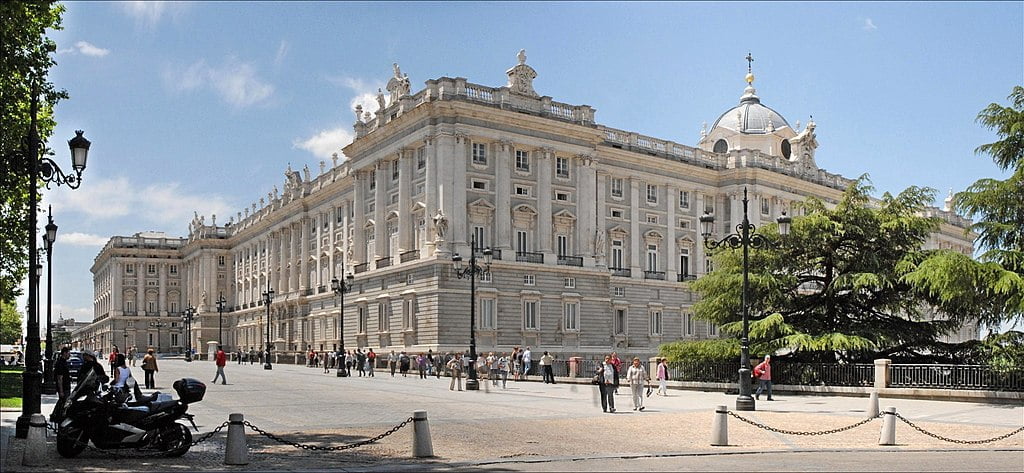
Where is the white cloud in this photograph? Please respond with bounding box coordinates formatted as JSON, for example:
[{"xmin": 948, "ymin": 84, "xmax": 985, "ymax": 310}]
[
  {"xmin": 52, "ymin": 304, "xmax": 94, "ymax": 323},
  {"xmin": 274, "ymin": 40, "xmax": 289, "ymax": 67},
  {"xmin": 863, "ymin": 18, "xmax": 878, "ymax": 31},
  {"xmin": 59, "ymin": 232, "xmax": 109, "ymax": 247},
  {"xmin": 294, "ymin": 127, "xmax": 355, "ymax": 160},
  {"xmin": 165, "ymin": 58, "xmax": 274, "ymax": 108},
  {"xmin": 75, "ymin": 41, "xmax": 110, "ymax": 57},
  {"xmin": 45, "ymin": 176, "xmax": 235, "ymax": 227},
  {"xmin": 327, "ymin": 76, "xmax": 383, "ymax": 115},
  {"xmin": 120, "ymin": 1, "xmax": 188, "ymax": 28}
]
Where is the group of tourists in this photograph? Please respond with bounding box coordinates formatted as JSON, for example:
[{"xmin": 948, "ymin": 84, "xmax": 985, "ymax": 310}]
[{"xmin": 593, "ymin": 352, "xmax": 656, "ymax": 413}]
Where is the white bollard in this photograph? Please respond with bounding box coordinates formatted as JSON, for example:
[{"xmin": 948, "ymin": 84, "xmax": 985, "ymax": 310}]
[
  {"xmin": 224, "ymin": 413, "xmax": 249, "ymax": 465},
  {"xmin": 879, "ymin": 406, "xmax": 897, "ymax": 445},
  {"xmin": 867, "ymin": 391, "xmax": 879, "ymax": 418},
  {"xmin": 22, "ymin": 414, "xmax": 49, "ymax": 466},
  {"xmin": 412, "ymin": 410, "xmax": 434, "ymax": 457},
  {"xmin": 710, "ymin": 405, "xmax": 729, "ymax": 446}
]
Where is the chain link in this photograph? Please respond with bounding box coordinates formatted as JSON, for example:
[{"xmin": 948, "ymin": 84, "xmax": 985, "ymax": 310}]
[
  {"xmin": 892, "ymin": 412, "xmax": 1024, "ymax": 445},
  {"xmin": 191, "ymin": 421, "xmax": 230, "ymax": 447},
  {"xmin": 727, "ymin": 411, "xmax": 883, "ymax": 436},
  {"xmin": 243, "ymin": 417, "xmax": 414, "ymax": 452}
]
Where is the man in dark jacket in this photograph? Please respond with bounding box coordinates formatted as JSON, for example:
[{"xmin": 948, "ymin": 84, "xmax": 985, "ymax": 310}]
[{"xmin": 78, "ymin": 350, "xmax": 109, "ymax": 386}]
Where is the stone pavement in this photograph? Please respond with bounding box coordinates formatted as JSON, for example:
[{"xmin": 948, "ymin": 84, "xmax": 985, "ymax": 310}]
[{"xmin": 2, "ymin": 356, "xmax": 1022, "ymax": 472}]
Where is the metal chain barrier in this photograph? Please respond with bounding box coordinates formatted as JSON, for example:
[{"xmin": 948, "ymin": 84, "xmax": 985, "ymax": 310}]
[
  {"xmin": 243, "ymin": 417, "xmax": 414, "ymax": 451},
  {"xmin": 892, "ymin": 412, "xmax": 1024, "ymax": 445},
  {"xmin": 727, "ymin": 410, "xmax": 883, "ymax": 436},
  {"xmin": 46, "ymin": 420, "xmax": 229, "ymax": 458}
]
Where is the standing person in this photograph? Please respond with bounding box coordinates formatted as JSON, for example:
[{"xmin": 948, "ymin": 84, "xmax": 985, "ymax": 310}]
[
  {"xmin": 626, "ymin": 357, "xmax": 649, "ymax": 411},
  {"xmin": 356, "ymin": 350, "xmax": 367, "ymax": 377},
  {"xmin": 540, "ymin": 351, "xmax": 556, "ymax": 384},
  {"xmin": 249, "ymin": 347, "xmax": 256, "ymax": 365},
  {"xmin": 388, "ymin": 350, "xmax": 398, "ymax": 377},
  {"xmin": 447, "ymin": 353, "xmax": 463, "ymax": 391},
  {"xmin": 599, "ymin": 356, "xmax": 616, "ymax": 413},
  {"xmin": 52, "ymin": 347, "xmax": 72, "ymax": 421},
  {"xmin": 367, "ymin": 348, "xmax": 376, "ymax": 377},
  {"xmin": 212, "ymin": 346, "xmax": 228, "ymax": 384},
  {"xmin": 399, "ymin": 351, "xmax": 410, "ymax": 377},
  {"xmin": 498, "ymin": 352, "xmax": 510, "ymax": 389},
  {"xmin": 522, "ymin": 347, "xmax": 532, "ymax": 380},
  {"xmin": 416, "ymin": 353, "xmax": 427, "ymax": 379},
  {"xmin": 108, "ymin": 345, "xmax": 120, "ymax": 373},
  {"xmin": 610, "ymin": 352, "xmax": 622, "ymax": 393},
  {"xmin": 754, "ymin": 355, "xmax": 773, "ymax": 401},
  {"xmin": 111, "ymin": 353, "xmax": 135, "ymax": 403},
  {"xmin": 237, "ymin": 349, "xmax": 244, "ymax": 365},
  {"xmin": 324, "ymin": 352, "xmax": 332, "ymax": 373},
  {"xmin": 141, "ymin": 348, "xmax": 157, "ymax": 389},
  {"xmin": 486, "ymin": 352, "xmax": 498, "ymax": 386},
  {"xmin": 511, "ymin": 347, "xmax": 521, "ymax": 381},
  {"xmin": 128, "ymin": 346, "xmax": 137, "ymax": 367},
  {"xmin": 426, "ymin": 350, "xmax": 435, "ymax": 377},
  {"xmin": 656, "ymin": 358, "xmax": 669, "ymax": 396}
]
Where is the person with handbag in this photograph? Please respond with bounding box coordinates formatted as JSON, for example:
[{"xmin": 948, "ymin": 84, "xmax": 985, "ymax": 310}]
[
  {"xmin": 598, "ymin": 356, "xmax": 616, "ymax": 413},
  {"xmin": 754, "ymin": 355, "xmax": 773, "ymax": 400},
  {"xmin": 656, "ymin": 358, "xmax": 669, "ymax": 396},
  {"xmin": 447, "ymin": 353, "xmax": 463, "ymax": 391},
  {"xmin": 626, "ymin": 357, "xmax": 650, "ymax": 411}
]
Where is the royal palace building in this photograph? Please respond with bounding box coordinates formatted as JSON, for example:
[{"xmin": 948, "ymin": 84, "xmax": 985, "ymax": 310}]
[{"xmin": 74, "ymin": 52, "xmax": 978, "ymax": 359}]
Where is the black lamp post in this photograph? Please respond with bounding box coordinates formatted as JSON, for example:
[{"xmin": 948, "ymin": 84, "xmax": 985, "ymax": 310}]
[
  {"xmin": 41, "ymin": 208, "xmax": 58, "ymax": 395},
  {"xmin": 452, "ymin": 237, "xmax": 492, "ymax": 391},
  {"xmin": 216, "ymin": 296, "xmax": 226, "ymax": 351},
  {"xmin": 262, "ymin": 280, "xmax": 275, "ymax": 370},
  {"xmin": 149, "ymin": 321, "xmax": 168, "ymax": 355},
  {"xmin": 331, "ymin": 273, "xmax": 354, "ymax": 377},
  {"xmin": 699, "ymin": 187, "xmax": 790, "ymax": 411},
  {"xmin": 15, "ymin": 84, "xmax": 91, "ymax": 438},
  {"xmin": 122, "ymin": 327, "xmax": 129, "ymax": 356},
  {"xmin": 182, "ymin": 306, "xmax": 195, "ymax": 362}
]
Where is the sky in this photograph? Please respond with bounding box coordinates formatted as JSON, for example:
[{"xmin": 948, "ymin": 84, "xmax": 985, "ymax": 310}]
[{"xmin": 17, "ymin": 1, "xmax": 1023, "ymax": 332}]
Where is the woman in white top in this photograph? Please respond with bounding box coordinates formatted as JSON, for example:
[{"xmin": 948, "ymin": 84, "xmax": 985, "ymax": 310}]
[
  {"xmin": 111, "ymin": 353, "xmax": 135, "ymax": 404},
  {"xmin": 497, "ymin": 353, "xmax": 511, "ymax": 389},
  {"xmin": 625, "ymin": 357, "xmax": 650, "ymax": 411}
]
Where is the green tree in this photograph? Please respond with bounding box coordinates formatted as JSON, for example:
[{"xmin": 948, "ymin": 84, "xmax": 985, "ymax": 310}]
[
  {"xmin": 0, "ymin": 1, "xmax": 67, "ymax": 302},
  {"xmin": 687, "ymin": 177, "xmax": 967, "ymax": 363},
  {"xmin": 904, "ymin": 86, "xmax": 1024, "ymax": 330},
  {"xmin": 0, "ymin": 299, "xmax": 24, "ymax": 345}
]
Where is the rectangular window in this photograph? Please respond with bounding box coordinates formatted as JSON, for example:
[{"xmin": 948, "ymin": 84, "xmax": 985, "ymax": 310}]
[
  {"xmin": 417, "ymin": 147, "xmax": 426, "ymax": 170},
  {"xmin": 126, "ymin": 264, "xmax": 134, "ymax": 274},
  {"xmin": 646, "ymin": 214, "xmax": 659, "ymax": 224},
  {"xmin": 170, "ymin": 333, "xmax": 179, "ymax": 347},
  {"xmin": 761, "ymin": 198, "xmax": 770, "ymax": 216},
  {"xmin": 392, "ymin": 160, "xmax": 400, "ymax": 180},
  {"xmin": 472, "ymin": 180, "xmax": 487, "ymax": 190},
  {"xmin": 514, "ymin": 185, "xmax": 530, "ymax": 196},
  {"xmin": 610, "ymin": 178, "xmax": 623, "ymax": 198},
  {"xmin": 523, "ymin": 301, "xmax": 538, "ymax": 330},
  {"xmin": 647, "ymin": 184, "xmax": 658, "ymax": 204},
  {"xmin": 147, "ymin": 264, "xmax": 156, "ymax": 274},
  {"xmin": 678, "ymin": 219, "xmax": 690, "ymax": 229},
  {"xmin": 704, "ymin": 195, "xmax": 715, "ymax": 214},
  {"xmin": 147, "ymin": 301, "xmax": 156, "ymax": 312},
  {"xmin": 358, "ymin": 306, "xmax": 367, "ymax": 334},
  {"xmin": 611, "ymin": 209, "xmax": 623, "ymax": 219},
  {"xmin": 169, "ymin": 265, "xmax": 177, "ymax": 275},
  {"xmin": 684, "ymin": 313, "xmax": 694, "ymax": 336},
  {"xmin": 613, "ymin": 287, "xmax": 625, "ymax": 298},
  {"xmin": 708, "ymin": 322, "xmax": 718, "ymax": 337},
  {"xmin": 650, "ymin": 310, "xmax": 663, "ymax": 336},
  {"xmin": 369, "ymin": 170, "xmax": 376, "ymax": 190},
  {"xmin": 564, "ymin": 277, "xmax": 575, "ymax": 289},
  {"xmin": 555, "ymin": 156, "xmax": 569, "ymax": 178},
  {"xmin": 611, "ymin": 240, "xmax": 624, "ymax": 269},
  {"xmin": 480, "ymin": 271, "xmax": 492, "ymax": 283},
  {"xmin": 679, "ymin": 248, "xmax": 690, "ymax": 277},
  {"xmin": 515, "ymin": 150, "xmax": 530, "ymax": 172},
  {"xmin": 615, "ymin": 308, "xmax": 626, "ymax": 335},
  {"xmin": 473, "ymin": 226, "xmax": 486, "ymax": 247},
  {"xmin": 563, "ymin": 302, "xmax": 579, "ymax": 331},
  {"xmin": 679, "ymin": 190, "xmax": 690, "ymax": 209},
  {"xmin": 705, "ymin": 258, "xmax": 714, "ymax": 273},
  {"xmin": 516, "ymin": 231, "xmax": 528, "ymax": 253},
  {"xmin": 218, "ymin": 256, "xmax": 226, "ymax": 266},
  {"xmin": 523, "ymin": 274, "xmax": 535, "ymax": 286},
  {"xmin": 556, "ymin": 235, "xmax": 568, "ymax": 257},
  {"xmin": 403, "ymin": 298, "xmax": 416, "ymax": 330},
  {"xmin": 555, "ymin": 191, "xmax": 570, "ymax": 202},
  {"xmin": 480, "ymin": 298, "xmax": 496, "ymax": 329},
  {"xmin": 170, "ymin": 302, "xmax": 178, "ymax": 313},
  {"xmin": 472, "ymin": 142, "xmax": 488, "ymax": 165},
  {"xmin": 647, "ymin": 244, "xmax": 658, "ymax": 271}
]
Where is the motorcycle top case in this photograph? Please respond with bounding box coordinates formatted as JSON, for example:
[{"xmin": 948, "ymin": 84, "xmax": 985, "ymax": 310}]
[{"xmin": 173, "ymin": 378, "xmax": 206, "ymax": 404}]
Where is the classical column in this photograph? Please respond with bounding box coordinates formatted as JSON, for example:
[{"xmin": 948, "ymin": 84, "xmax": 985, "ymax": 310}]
[
  {"xmin": 291, "ymin": 223, "xmax": 301, "ymax": 291},
  {"xmin": 113, "ymin": 263, "xmax": 123, "ymax": 314},
  {"xmin": 495, "ymin": 141, "xmax": 513, "ymax": 252},
  {"xmin": 423, "ymin": 136, "xmax": 438, "ymax": 255},
  {"xmin": 374, "ymin": 161, "xmax": 387, "ymax": 259},
  {"xmin": 300, "ymin": 218, "xmax": 309, "ymax": 291},
  {"xmin": 595, "ymin": 171, "xmax": 608, "ymax": 269},
  {"xmin": 667, "ymin": 184, "xmax": 678, "ymax": 279},
  {"xmin": 435, "ymin": 131, "xmax": 456, "ymax": 255},
  {"xmin": 158, "ymin": 262, "xmax": 167, "ymax": 315},
  {"xmin": 629, "ymin": 178, "xmax": 641, "ymax": 276},
  {"xmin": 451, "ymin": 133, "xmax": 468, "ymax": 254},
  {"xmin": 730, "ymin": 191, "xmax": 742, "ymax": 236},
  {"xmin": 136, "ymin": 260, "xmax": 145, "ymax": 314},
  {"xmin": 538, "ymin": 148, "xmax": 554, "ymax": 256},
  {"xmin": 328, "ymin": 209, "xmax": 336, "ymax": 278},
  {"xmin": 353, "ymin": 172, "xmax": 367, "ymax": 264},
  {"xmin": 577, "ymin": 154, "xmax": 596, "ymax": 263},
  {"xmin": 398, "ymin": 149, "xmax": 412, "ymax": 253},
  {"xmin": 695, "ymin": 192, "xmax": 707, "ymax": 275}
]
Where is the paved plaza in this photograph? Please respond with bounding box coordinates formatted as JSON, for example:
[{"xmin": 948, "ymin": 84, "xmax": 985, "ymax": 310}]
[{"xmin": 2, "ymin": 356, "xmax": 1022, "ymax": 472}]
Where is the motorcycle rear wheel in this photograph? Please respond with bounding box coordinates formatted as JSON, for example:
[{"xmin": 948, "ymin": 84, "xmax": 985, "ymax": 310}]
[
  {"xmin": 159, "ymin": 423, "xmax": 192, "ymax": 457},
  {"xmin": 56, "ymin": 424, "xmax": 88, "ymax": 458}
]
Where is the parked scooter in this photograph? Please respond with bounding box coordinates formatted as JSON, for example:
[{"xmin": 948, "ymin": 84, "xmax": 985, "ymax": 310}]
[{"xmin": 55, "ymin": 369, "xmax": 206, "ymax": 458}]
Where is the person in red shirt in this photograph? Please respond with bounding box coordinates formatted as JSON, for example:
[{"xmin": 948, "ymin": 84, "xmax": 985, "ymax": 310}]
[
  {"xmin": 754, "ymin": 355, "xmax": 773, "ymax": 401},
  {"xmin": 212, "ymin": 346, "xmax": 228, "ymax": 385}
]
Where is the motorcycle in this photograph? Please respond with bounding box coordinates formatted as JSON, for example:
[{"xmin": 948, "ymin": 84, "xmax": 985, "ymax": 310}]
[{"xmin": 55, "ymin": 369, "xmax": 206, "ymax": 458}]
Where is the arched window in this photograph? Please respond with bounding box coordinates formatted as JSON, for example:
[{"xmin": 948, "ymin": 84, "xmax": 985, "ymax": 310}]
[
  {"xmin": 713, "ymin": 139, "xmax": 728, "ymax": 153},
  {"xmin": 781, "ymin": 139, "xmax": 792, "ymax": 159}
]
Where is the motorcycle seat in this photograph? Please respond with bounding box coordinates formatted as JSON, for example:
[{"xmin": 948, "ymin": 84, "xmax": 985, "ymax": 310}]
[
  {"xmin": 113, "ymin": 405, "xmax": 151, "ymax": 423},
  {"xmin": 149, "ymin": 399, "xmax": 179, "ymax": 413}
]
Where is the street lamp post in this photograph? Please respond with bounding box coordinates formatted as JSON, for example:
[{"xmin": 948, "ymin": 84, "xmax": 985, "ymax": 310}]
[
  {"xmin": 451, "ymin": 237, "xmax": 492, "ymax": 391},
  {"xmin": 331, "ymin": 273, "xmax": 354, "ymax": 377},
  {"xmin": 699, "ymin": 187, "xmax": 790, "ymax": 412},
  {"xmin": 182, "ymin": 306, "xmax": 195, "ymax": 362},
  {"xmin": 149, "ymin": 321, "xmax": 168, "ymax": 355},
  {"xmin": 216, "ymin": 296, "xmax": 226, "ymax": 351},
  {"xmin": 16, "ymin": 85, "xmax": 91, "ymax": 438},
  {"xmin": 41, "ymin": 208, "xmax": 58, "ymax": 395},
  {"xmin": 262, "ymin": 281, "xmax": 275, "ymax": 370},
  {"xmin": 122, "ymin": 327, "xmax": 129, "ymax": 358}
]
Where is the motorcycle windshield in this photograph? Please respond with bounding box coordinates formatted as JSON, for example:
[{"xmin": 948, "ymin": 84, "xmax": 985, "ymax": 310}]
[{"xmin": 70, "ymin": 369, "xmax": 99, "ymax": 399}]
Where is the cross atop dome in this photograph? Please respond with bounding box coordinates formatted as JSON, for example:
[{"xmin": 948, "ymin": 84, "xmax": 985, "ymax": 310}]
[{"xmin": 745, "ymin": 51, "xmax": 755, "ymax": 85}]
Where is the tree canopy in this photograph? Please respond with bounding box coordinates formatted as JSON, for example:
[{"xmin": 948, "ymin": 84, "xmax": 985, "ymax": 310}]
[
  {"xmin": 0, "ymin": 299, "xmax": 24, "ymax": 345},
  {"xmin": 0, "ymin": 1, "xmax": 66, "ymax": 303}
]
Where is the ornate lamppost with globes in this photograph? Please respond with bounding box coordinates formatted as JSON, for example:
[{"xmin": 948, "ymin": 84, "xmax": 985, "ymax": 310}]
[
  {"xmin": 451, "ymin": 237, "xmax": 492, "ymax": 391},
  {"xmin": 699, "ymin": 187, "xmax": 790, "ymax": 411},
  {"xmin": 262, "ymin": 281, "xmax": 275, "ymax": 370},
  {"xmin": 40, "ymin": 208, "xmax": 58, "ymax": 395},
  {"xmin": 149, "ymin": 321, "xmax": 168, "ymax": 355},
  {"xmin": 182, "ymin": 306, "xmax": 196, "ymax": 361},
  {"xmin": 216, "ymin": 296, "xmax": 226, "ymax": 351},
  {"xmin": 331, "ymin": 274, "xmax": 354, "ymax": 377},
  {"xmin": 15, "ymin": 84, "xmax": 92, "ymax": 438}
]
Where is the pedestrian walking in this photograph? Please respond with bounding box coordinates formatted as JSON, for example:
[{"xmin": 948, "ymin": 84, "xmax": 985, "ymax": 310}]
[
  {"xmin": 212, "ymin": 345, "xmax": 228, "ymax": 384},
  {"xmin": 128, "ymin": 346, "xmax": 137, "ymax": 367},
  {"xmin": 656, "ymin": 358, "xmax": 669, "ymax": 396},
  {"xmin": 52, "ymin": 347, "xmax": 72, "ymax": 421},
  {"xmin": 141, "ymin": 348, "xmax": 158, "ymax": 389},
  {"xmin": 498, "ymin": 352, "xmax": 510, "ymax": 389},
  {"xmin": 540, "ymin": 351, "xmax": 556, "ymax": 384},
  {"xmin": 367, "ymin": 348, "xmax": 376, "ymax": 376},
  {"xmin": 754, "ymin": 355, "xmax": 774, "ymax": 401},
  {"xmin": 388, "ymin": 350, "xmax": 397, "ymax": 377},
  {"xmin": 610, "ymin": 351, "xmax": 622, "ymax": 394},
  {"xmin": 417, "ymin": 353, "xmax": 427, "ymax": 379},
  {"xmin": 249, "ymin": 348, "xmax": 256, "ymax": 365},
  {"xmin": 447, "ymin": 353, "xmax": 463, "ymax": 391},
  {"xmin": 399, "ymin": 351, "xmax": 410, "ymax": 377},
  {"xmin": 626, "ymin": 357, "xmax": 649, "ymax": 411},
  {"xmin": 356, "ymin": 350, "xmax": 367, "ymax": 377},
  {"xmin": 511, "ymin": 347, "xmax": 522, "ymax": 381},
  {"xmin": 598, "ymin": 356, "xmax": 616, "ymax": 413},
  {"xmin": 486, "ymin": 352, "xmax": 498, "ymax": 386},
  {"xmin": 109, "ymin": 345, "xmax": 120, "ymax": 373},
  {"xmin": 521, "ymin": 347, "xmax": 532, "ymax": 379}
]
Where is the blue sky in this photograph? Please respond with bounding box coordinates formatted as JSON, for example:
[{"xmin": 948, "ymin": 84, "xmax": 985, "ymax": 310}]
[{"xmin": 21, "ymin": 1, "xmax": 1022, "ymax": 328}]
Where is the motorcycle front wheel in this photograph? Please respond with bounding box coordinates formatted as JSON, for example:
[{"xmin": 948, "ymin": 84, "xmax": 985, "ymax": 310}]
[
  {"xmin": 56, "ymin": 424, "xmax": 89, "ymax": 458},
  {"xmin": 157, "ymin": 423, "xmax": 192, "ymax": 457}
]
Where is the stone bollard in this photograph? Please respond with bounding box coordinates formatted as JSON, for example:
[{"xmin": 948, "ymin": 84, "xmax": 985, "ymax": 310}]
[
  {"xmin": 224, "ymin": 413, "xmax": 249, "ymax": 465},
  {"xmin": 867, "ymin": 391, "xmax": 879, "ymax": 418},
  {"xmin": 22, "ymin": 414, "xmax": 48, "ymax": 466},
  {"xmin": 412, "ymin": 410, "xmax": 434, "ymax": 457},
  {"xmin": 879, "ymin": 406, "xmax": 897, "ymax": 445},
  {"xmin": 710, "ymin": 405, "xmax": 729, "ymax": 446}
]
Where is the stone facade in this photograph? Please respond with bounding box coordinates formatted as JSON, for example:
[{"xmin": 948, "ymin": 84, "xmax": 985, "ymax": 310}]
[{"xmin": 76, "ymin": 53, "xmax": 979, "ymax": 357}]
